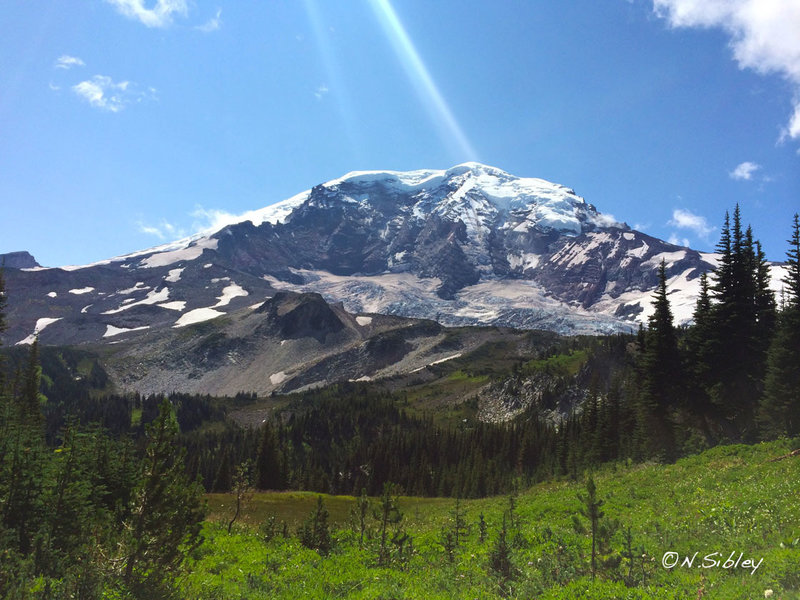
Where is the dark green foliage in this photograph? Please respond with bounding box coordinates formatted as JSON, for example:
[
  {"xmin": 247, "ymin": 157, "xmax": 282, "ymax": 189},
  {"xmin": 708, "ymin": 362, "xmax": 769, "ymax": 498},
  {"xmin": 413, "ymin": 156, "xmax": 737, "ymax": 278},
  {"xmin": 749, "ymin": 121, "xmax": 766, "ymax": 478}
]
[
  {"xmin": 355, "ymin": 488, "xmax": 370, "ymax": 548},
  {"xmin": 760, "ymin": 213, "xmax": 800, "ymax": 438},
  {"xmin": 299, "ymin": 496, "xmax": 332, "ymax": 556},
  {"xmin": 478, "ymin": 512, "xmax": 487, "ymax": 543},
  {"xmin": 228, "ymin": 460, "xmax": 253, "ymax": 533},
  {"xmin": 121, "ymin": 398, "xmax": 207, "ymax": 597},
  {"xmin": 488, "ymin": 516, "xmax": 518, "ymax": 589},
  {"xmin": 640, "ymin": 260, "xmax": 681, "ymax": 458},
  {"xmin": 578, "ymin": 475, "xmax": 604, "ymax": 581},
  {"xmin": 374, "ymin": 482, "xmax": 406, "ymax": 567}
]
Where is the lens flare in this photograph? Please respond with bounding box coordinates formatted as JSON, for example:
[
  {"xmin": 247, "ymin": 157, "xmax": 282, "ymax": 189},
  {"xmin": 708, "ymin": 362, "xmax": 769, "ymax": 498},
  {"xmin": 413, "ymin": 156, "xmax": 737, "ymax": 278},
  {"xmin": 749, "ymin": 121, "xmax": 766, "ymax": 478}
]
[{"xmin": 367, "ymin": 0, "xmax": 478, "ymax": 162}]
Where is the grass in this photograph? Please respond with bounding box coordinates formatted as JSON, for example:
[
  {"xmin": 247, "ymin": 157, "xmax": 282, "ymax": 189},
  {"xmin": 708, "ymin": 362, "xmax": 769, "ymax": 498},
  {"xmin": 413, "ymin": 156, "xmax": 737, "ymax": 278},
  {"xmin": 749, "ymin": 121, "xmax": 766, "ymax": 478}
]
[{"xmin": 185, "ymin": 438, "xmax": 800, "ymax": 599}]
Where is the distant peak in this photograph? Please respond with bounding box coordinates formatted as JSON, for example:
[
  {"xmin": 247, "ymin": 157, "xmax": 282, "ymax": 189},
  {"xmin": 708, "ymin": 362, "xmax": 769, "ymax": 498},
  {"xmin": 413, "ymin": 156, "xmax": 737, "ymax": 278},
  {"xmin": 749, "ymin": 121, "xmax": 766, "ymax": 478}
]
[{"xmin": 0, "ymin": 250, "xmax": 40, "ymax": 269}]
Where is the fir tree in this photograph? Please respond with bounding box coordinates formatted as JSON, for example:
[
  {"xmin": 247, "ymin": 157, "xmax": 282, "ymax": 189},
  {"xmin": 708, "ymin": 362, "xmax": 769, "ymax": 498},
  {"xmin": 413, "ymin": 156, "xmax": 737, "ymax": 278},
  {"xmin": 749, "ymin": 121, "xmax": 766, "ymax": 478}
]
[
  {"xmin": 299, "ymin": 496, "xmax": 332, "ymax": 556},
  {"xmin": 121, "ymin": 398, "xmax": 206, "ymax": 597},
  {"xmin": 578, "ymin": 475, "xmax": 604, "ymax": 582},
  {"xmin": 640, "ymin": 260, "xmax": 681, "ymax": 457},
  {"xmin": 760, "ymin": 213, "xmax": 800, "ymax": 437}
]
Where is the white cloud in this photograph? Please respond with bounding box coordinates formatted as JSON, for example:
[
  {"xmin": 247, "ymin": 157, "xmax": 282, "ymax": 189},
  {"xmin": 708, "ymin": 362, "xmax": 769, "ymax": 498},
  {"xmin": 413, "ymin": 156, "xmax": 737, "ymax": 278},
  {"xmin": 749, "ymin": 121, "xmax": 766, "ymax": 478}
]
[
  {"xmin": 315, "ymin": 84, "xmax": 329, "ymax": 100},
  {"xmin": 72, "ymin": 75, "xmax": 155, "ymax": 112},
  {"xmin": 729, "ymin": 160, "xmax": 761, "ymax": 180},
  {"xmin": 105, "ymin": 0, "xmax": 188, "ymax": 28},
  {"xmin": 138, "ymin": 219, "xmax": 186, "ymax": 239},
  {"xmin": 668, "ymin": 208, "xmax": 715, "ymax": 239},
  {"xmin": 54, "ymin": 55, "xmax": 85, "ymax": 70},
  {"xmin": 653, "ymin": 0, "xmax": 800, "ymax": 141},
  {"xmin": 191, "ymin": 207, "xmax": 240, "ymax": 232},
  {"xmin": 196, "ymin": 8, "xmax": 222, "ymax": 32},
  {"xmin": 668, "ymin": 233, "xmax": 692, "ymax": 247}
]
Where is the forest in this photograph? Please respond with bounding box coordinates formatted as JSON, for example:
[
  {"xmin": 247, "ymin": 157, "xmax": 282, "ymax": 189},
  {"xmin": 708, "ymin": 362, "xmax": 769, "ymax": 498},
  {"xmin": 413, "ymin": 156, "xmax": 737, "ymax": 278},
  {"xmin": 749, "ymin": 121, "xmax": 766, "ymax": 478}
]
[{"xmin": 0, "ymin": 207, "xmax": 798, "ymax": 598}]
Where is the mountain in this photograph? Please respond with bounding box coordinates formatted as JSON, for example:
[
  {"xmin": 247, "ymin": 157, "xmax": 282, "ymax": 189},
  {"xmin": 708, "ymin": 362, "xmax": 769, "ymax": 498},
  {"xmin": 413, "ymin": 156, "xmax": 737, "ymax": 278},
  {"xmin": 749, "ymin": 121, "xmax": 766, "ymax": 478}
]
[{"xmin": 1, "ymin": 162, "xmax": 768, "ymax": 349}]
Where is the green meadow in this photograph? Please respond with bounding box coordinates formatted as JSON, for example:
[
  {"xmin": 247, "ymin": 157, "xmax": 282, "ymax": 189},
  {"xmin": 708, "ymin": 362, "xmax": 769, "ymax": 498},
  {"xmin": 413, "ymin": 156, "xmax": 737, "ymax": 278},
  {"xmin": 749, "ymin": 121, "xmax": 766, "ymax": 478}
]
[{"xmin": 185, "ymin": 438, "xmax": 800, "ymax": 599}]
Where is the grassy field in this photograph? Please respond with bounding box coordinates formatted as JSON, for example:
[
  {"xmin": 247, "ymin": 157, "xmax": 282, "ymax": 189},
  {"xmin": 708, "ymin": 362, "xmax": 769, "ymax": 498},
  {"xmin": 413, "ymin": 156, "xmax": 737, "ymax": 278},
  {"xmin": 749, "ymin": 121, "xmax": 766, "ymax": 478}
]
[{"xmin": 186, "ymin": 439, "xmax": 800, "ymax": 599}]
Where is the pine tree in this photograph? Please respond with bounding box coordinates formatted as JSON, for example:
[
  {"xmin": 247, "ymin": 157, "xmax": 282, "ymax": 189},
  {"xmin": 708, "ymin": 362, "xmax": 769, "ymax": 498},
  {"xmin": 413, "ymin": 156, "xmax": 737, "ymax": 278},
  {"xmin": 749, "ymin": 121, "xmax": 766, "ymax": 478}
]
[
  {"xmin": 640, "ymin": 260, "xmax": 681, "ymax": 457},
  {"xmin": 121, "ymin": 398, "xmax": 206, "ymax": 596},
  {"xmin": 299, "ymin": 496, "xmax": 332, "ymax": 556},
  {"xmin": 706, "ymin": 205, "xmax": 772, "ymax": 436},
  {"xmin": 578, "ymin": 475, "xmax": 604, "ymax": 581},
  {"xmin": 256, "ymin": 422, "xmax": 282, "ymax": 490},
  {"xmin": 760, "ymin": 214, "xmax": 800, "ymax": 437}
]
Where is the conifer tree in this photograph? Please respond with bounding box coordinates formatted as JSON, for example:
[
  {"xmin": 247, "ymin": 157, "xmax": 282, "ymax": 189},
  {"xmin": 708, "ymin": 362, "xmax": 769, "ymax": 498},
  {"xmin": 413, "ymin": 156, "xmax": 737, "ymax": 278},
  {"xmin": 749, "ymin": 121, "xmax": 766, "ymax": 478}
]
[
  {"xmin": 299, "ymin": 496, "xmax": 332, "ymax": 556},
  {"xmin": 640, "ymin": 260, "xmax": 681, "ymax": 457},
  {"xmin": 760, "ymin": 213, "xmax": 800, "ymax": 437},
  {"xmin": 121, "ymin": 398, "xmax": 205, "ymax": 596},
  {"xmin": 578, "ymin": 475, "xmax": 604, "ymax": 581}
]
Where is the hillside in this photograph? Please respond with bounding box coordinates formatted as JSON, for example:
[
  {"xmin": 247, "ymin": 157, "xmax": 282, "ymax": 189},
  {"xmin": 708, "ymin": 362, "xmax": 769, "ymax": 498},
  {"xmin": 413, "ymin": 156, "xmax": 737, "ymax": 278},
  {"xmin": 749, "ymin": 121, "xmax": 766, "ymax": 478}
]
[{"xmin": 188, "ymin": 439, "xmax": 800, "ymax": 599}]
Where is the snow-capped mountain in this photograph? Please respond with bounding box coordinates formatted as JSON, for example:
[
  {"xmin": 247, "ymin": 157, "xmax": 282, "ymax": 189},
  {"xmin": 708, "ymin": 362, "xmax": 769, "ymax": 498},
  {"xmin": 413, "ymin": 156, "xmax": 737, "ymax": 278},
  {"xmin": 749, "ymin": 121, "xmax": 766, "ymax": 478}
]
[{"xmin": 2, "ymin": 162, "xmax": 769, "ymax": 347}]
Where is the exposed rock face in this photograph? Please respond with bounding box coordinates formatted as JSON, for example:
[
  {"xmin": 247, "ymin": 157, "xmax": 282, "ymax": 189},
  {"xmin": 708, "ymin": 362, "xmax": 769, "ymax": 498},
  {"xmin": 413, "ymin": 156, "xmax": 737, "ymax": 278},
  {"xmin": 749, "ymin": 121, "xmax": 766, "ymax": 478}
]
[
  {"xmin": 1, "ymin": 163, "xmax": 730, "ymax": 347},
  {"xmin": 0, "ymin": 251, "xmax": 39, "ymax": 269}
]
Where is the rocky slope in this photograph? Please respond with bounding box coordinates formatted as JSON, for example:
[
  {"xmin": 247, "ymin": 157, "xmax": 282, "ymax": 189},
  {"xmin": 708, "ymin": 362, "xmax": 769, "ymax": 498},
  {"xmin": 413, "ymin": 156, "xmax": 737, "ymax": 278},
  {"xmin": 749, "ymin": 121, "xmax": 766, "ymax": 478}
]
[{"xmin": 1, "ymin": 163, "xmax": 750, "ymax": 347}]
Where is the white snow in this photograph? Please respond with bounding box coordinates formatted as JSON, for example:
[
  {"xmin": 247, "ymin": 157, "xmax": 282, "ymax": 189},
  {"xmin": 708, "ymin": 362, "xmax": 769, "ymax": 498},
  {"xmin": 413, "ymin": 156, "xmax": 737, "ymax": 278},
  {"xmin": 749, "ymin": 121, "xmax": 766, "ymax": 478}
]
[
  {"xmin": 173, "ymin": 307, "xmax": 225, "ymax": 328},
  {"xmin": 102, "ymin": 287, "xmax": 170, "ymax": 314},
  {"xmin": 249, "ymin": 301, "xmax": 266, "ymax": 310},
  {"xmin": 429, "ymin": 353, "xmax": 462, "ymax": 366},
  {"xmin": 626, "ymin": 242, "xmax": 649, "ymax": 260},
  {"xmin": 203, "ymin": 263, "xmax": 213, "ymax": 269},
  {"xmin": 508, "ymin": 253, "xmax": 541, "ymax": 271},
  {"xmin": 355, "ymin": 316, "xmax": 373, "ymax": 326},
  {"xmin": 270, "ymin": 371, "xmax": 288, "ymax": 385},
  {"xmin": 117, "ymin": 282, "xmax": 148, "ymax": 295},
  {"xmin": 68, "ymin": 287, "xmax": 94, "ymax": 295},
  {"xmin": 623, "ymin": 232, "xmax": 635, "ymax": 241},
  {"xmin": 157, "ymin": 301, "xmax": 186, "ymax": 311},
  {"xmin": 140, "ymin": 237, "xmax": 218, "ymax": 268},
  {"xmin": 644, "ymin": 250, "xmax": 687, "ymax": 269},
  {"xmin": 80, "ymin": 304, "xmax": 92, "ymax": 314},
  {"xmin": 47, "ymin": 292, "xmax": 57, "ymax": 298},
  {"xmin": 103, "ymin": 324, "xmax": 150, "ymax": 338},
  {"xmin": 164, "ymin": 268, "xmax": 184, "ymax": 283},
  {"xmin": 214, "ymin": 283, "xmax": 249, "ymax": 307},
  {"xmin": 16, "ymin": 317, "xmax": 62, "ymax": 345}
]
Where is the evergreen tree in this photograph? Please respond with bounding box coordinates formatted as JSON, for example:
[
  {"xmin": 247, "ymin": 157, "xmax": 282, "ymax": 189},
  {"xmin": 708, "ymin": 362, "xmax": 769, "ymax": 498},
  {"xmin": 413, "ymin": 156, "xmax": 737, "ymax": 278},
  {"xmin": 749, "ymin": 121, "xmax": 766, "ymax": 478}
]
[
  {"xmin": 120, "ymin": 398, "xmax": 206, "ymax": 597},
  {"xmin": 760, "ymin": 213, "xmax": 800, "ymax": 437},
  {"xmin": 578, "ymin": 475, "xmax": 604, "ymax": 582},
  {"xmin": 299, "ymin": 496, "xmax": 332, "ymax": 556},
  {"xmin": 640, "ymin": 260, "xmax": 681, "ymax": 457},
  {"xmin": 255, "ymin": 421, "xmax": 282, "ymax": 490}
]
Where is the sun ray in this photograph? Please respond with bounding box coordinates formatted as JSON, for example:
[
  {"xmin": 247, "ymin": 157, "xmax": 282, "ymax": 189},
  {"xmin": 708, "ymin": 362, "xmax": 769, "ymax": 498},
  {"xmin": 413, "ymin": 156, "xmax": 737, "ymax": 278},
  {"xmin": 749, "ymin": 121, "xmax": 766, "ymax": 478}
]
[{"xmin": 367, "ymin": 0, "xmax": 478, "ymax": 162}]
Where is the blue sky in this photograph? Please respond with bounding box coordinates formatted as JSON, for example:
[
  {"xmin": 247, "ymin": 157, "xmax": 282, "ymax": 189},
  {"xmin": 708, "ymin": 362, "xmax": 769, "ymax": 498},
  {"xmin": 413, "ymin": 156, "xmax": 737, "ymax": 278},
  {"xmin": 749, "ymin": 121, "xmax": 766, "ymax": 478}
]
[{"xmin": 1, "ymin": 0, "xmax": 798, "ymax": 267}]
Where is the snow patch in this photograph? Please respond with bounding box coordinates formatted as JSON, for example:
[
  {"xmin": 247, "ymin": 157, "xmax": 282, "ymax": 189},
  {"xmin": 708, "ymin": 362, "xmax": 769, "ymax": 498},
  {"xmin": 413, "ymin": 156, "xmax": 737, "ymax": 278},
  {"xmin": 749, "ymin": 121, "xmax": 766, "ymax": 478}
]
[
  {"xmin": 164, "ymin": 268, "xmax": 184, "ymax": 283},
  {"xmin": 355, "ymin": 316, "xmax": 373, "ymax": 326},
  {"xmin": 47, "ymin": 292, "xmax": 57, "ymax": 298},
  {"xmin": 644, "ymin": 250, "xmax": 687, "ymax": 269},
  {"xmin": 16, "ymin": 317, "xmax": 62, "ymax": 345},
  {"xmin": 508, "ymin": 253, "xmax": 540, "ymax": 271},
  {"xmin": 117, "ymin": 282, "xmax": 148, "ymax": 295},
  {"xmin": 103, "ymin": 324, "xmax": 150, "ymax": 338},
  {"xmin": 157, "ymin": 301, "xmax": 186, "ymax": 311},
  {"xmin": 270, "ymin": 371, "xmax": 288, "ymax": 385},
  {"xmin": 623, "ymin": 232, "xmax": 635, "ymax": 241},
  {"xmin": 214, "ymin": 283, "xmax": 248, "ymax": 307},
  {"xmin": 139, "ymin": 238, "xmax": 218, "ymax": 268},
  {"xmin": 103, "ymin": 288, "xmax": 170, "ymax": 314},
  {"xmin": 68, "ymin": 287, "xmax": 94, "ymax": 295},
  {"xmin": 173, "ymin": 307, "xmax": 225, "ymax": 328},
  {"xmin": 80, "ymin": 304, "xmax": 92, "ymax": 314}
]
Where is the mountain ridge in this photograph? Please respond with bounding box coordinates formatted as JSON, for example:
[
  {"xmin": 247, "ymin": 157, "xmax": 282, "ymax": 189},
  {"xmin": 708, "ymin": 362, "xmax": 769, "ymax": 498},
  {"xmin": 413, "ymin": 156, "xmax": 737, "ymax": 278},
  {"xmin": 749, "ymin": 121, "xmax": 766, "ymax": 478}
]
[{"xmin": 2, "ymin": 162, "xmax": 784, "ymax": 347}]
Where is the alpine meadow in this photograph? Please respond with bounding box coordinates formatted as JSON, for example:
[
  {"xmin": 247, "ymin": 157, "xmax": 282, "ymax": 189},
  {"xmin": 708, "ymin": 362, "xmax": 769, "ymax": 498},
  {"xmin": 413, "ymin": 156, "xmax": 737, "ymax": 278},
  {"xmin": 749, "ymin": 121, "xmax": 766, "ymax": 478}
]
[{"xmin": 1, "ymin": 1, "xmax": 799, "ymax": 599}]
